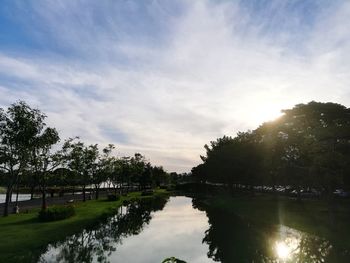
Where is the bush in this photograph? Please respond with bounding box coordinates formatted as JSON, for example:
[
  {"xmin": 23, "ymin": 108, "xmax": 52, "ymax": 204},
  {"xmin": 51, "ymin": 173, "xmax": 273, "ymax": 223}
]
[
  {"xmin": 107, "ymin": 194, "xmax": 120, "ymax": 201},
  {"xmin": 141, "ymin": 189, "xmax": 154, "ymax": 196},
  {"xmin": 38, "ymin": 205, "xmax": 75, "ymax": 222},
  {"xmin": 166, "ymin": 185, "xmax": 175, "ymax": 191}
]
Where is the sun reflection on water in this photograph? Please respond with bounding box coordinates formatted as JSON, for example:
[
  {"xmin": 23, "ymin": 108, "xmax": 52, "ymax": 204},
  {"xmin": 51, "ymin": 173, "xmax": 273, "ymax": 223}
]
[
  {"xmin": 272, "ymin": 226, "xmax": 303, "ymax": 262},
  {"xmin": 275, "ymin": 241, "xmax": 290, "ymax": 259},
  {"xmin": 271, "ymin": 225, "xmax": 336, "ymax": 262},
  {"xmin": 275, "ymin": 237, "xmax": 299, "ymax": 261}
]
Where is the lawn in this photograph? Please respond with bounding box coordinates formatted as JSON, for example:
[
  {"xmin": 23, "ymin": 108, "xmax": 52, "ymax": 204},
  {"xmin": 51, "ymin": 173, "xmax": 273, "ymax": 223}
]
[
  {"xmin": 0, "ymin": 190, "xmax": 169, "ymax": 262},
  {"xmin": 0, "ymin": 187, "xmax": 6, "ymax": 194}
]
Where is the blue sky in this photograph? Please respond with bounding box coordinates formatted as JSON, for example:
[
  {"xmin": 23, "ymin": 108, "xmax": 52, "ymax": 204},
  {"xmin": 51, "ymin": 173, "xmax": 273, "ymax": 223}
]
[{"xmin": 0, "ymin": 0, "xmax": 349, "ymax": 172}]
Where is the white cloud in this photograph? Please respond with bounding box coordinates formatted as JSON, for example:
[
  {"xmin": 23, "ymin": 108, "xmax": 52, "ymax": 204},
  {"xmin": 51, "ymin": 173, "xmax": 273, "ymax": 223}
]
[{"xmin": 0, "ymin": 0, "xmax": 350, "ymax": 172}]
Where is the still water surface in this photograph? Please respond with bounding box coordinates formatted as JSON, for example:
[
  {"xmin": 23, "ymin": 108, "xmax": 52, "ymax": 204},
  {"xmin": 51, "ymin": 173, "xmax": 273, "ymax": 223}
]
[
  {"xmin": 39, "ymin": 196, "xmax": 215, "ymax": 263},
  {"xmin": 0, "ymin": 194, "xmax": 31, "ymax": 203},
  {"xmin": 38, "ymin": 196, "xmax": 349, "ymax": 263}
]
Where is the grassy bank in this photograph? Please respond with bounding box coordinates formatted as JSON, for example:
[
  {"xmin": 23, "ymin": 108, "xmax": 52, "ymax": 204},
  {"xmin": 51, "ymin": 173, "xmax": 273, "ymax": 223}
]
[
  {"xmin": 198, "ymin": 193, "xmax": 350, "ymax": 245},
  {"xmin": 0, "ymin": 189, "xmax": 169, "ymax": 262},
  {"xmin": 0, "ymin": 186, "xmax": 6, "ymax": 194}
]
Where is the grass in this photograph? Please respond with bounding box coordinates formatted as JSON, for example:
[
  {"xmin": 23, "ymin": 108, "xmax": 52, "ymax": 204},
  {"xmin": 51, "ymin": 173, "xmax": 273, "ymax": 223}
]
[
  {"xmin": 0, "ymin": 186, "xmax": 6, "ymax": 194},
  {"xmin": 0, "ymin": 189, "xmax": 169, "ymax": 262},
  {"xmin": 200, "ymin": 193, "xmax": 350, "ymax": 246}
]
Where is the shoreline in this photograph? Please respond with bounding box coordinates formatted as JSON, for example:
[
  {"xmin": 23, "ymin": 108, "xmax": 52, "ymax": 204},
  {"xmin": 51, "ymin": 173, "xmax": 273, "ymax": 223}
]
[{"xmin": 0, "ymin": 189, "xmax": 169, "ymax": 262}]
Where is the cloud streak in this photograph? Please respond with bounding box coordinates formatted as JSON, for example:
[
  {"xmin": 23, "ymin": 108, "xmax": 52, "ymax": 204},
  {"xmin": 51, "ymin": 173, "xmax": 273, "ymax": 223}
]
[{"xmin": 0, "ymin": 0, "xmax": 349, "ymax": 172}]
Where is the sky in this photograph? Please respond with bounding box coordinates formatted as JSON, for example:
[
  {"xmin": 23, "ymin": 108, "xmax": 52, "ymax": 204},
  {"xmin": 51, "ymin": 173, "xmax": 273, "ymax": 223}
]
[{"xmin": 0, "ymin": 0, "xmax": 349, "ymax": 172}]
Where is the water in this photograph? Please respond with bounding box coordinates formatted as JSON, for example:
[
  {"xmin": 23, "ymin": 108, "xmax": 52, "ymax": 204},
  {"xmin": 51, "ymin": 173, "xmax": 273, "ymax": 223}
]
[
  {"xmin": 192, "ymin": 196, "xmax": 350, "ymax": 263},
  {"xmin": 39, "ymin": 196, "xmax": 215, "ymax": 263},
  {"xmin": 0, "ymin": 194, "xmax": 31, "ymax": 203},
  {"xmin": 37, "ymin": 196, "xmax": 350, "ymax": 263}
]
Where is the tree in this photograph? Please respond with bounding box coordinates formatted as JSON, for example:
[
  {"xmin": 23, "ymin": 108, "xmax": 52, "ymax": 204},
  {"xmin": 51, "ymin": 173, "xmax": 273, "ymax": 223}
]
[
  {"xmin": 119, "ymin": 157, "xmax": 131, "ymax": 194},
  {"xmin": 52, "ymin": 167, "xmax": 74, "ymax": 196},
  {"xmin": 0, "ymin": 101, "xmax": 46, "ymax": 216},
  {"xmin": 152, "ymin": 166, "xmax": 168, "ymax": 187},
  {"xmin": 109, "ymin": 157, "xmax": 122, "ymax": 194},
  {"xmin": 63, "ymin": 139, "xmax": 99, "ymax": 202},
  {"xmin": 92, "ymin": 144, "xmax": 115, "ymax": 199},
  {"xmin": 191, "ymin": 164, "xmax": 207, "ymax": 184},
  {"xmin": 262, "ymin": 102, "xmax": 350, "ymax": 199},
  {"xmin": 82, "ymin": 144, "xmax": 99, "ymax": 200},
  {"xmin": 197, "ymin": 134, "xmax": 261, "ymax": 189},
  {"xmin": 193, "ymin": 101, "xmax": 350, "ymax": 203},
  {"xmin": 139, "ymin": 162, "xmax": 152, "ymax": 190},
  {"xmin": 29, "ymin": 127, "xmax": 61, "ymax": 210},
  {"xmin": 130, "ymin": 153, "xmax": 146, "ymax": 190}
]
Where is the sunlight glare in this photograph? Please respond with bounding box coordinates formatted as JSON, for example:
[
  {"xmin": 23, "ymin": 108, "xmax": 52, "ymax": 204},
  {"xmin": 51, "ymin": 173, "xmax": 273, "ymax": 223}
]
[
  {"xmin": 258, "ymin": 105, "xmax": 283, "ymax": 123},
  {"xmin": 275, "ymin": 241, "xmax": 290, "ymax": 259},
  {"xmin": 274, "ymin": 236, "xmax": 299, "ymax": 261},
  {"xmin": 243, "ymin": 102, "xmax": 285, "ymax": 126}
]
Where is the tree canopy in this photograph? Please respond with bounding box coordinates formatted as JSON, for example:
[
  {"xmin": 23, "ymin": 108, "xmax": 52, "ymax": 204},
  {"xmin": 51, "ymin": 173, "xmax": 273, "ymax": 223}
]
[
  {"xmin": 192, "ymin": 101, "xmax": 350, "ymax": 198},
  {"xmin": 0, "ymin": 101, "xmax": 171, "ymax": 216}
]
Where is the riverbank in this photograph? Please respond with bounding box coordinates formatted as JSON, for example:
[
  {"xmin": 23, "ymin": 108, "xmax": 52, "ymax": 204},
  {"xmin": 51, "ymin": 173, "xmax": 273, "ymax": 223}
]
[
  {"xmin": 195, "ymin": 193, "xmax": 350, "ymax": 246},
  {"xmin": 0, "ymin": 192, "xmax": 100, "ymax": 211},
  {"xmin": 0, "ymin": 186, "xmax": 6, "ymax": 194},
  {"xmin": 0, "ymin": 189, "xmax": 169, "ymax": 262}
]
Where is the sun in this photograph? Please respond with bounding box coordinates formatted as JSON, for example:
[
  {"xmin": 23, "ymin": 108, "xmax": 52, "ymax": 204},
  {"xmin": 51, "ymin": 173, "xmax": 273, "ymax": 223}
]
[
  {"xmin": 259, "ymin": 106, "xmax": 283, "ymax": 122},
  {"xmin": 249, "ymin": 103, "xmax": 284, "ymax": 125}
]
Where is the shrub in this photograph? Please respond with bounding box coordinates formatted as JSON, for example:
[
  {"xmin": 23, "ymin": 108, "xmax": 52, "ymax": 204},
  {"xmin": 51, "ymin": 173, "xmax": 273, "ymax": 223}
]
[
  {"xmin": 122, "ymin": 200, "xmax": 130, "ymax": 206},
  {"xmin": 166, "ymin": 185, "xmax": 175, "ymax": 191},
  {"xmin": 107, "ymin": 194, "xmax": 120, "ymax": 201},
  {"xmin": 141, "ymin": 189, "xmax": 154, "ymax": 196},
  {"xmin": 38, "ymin": 205, "xmax": 75, "ymax": 222}
]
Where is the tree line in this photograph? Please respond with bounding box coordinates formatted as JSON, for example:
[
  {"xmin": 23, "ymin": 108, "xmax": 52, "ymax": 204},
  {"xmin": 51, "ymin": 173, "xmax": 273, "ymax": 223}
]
[
  {"xmin": 192, "ymin": 101, "xmax": 350, "ymax": 200},
  {"xmin": 0, "ymin": 101, "xmax": 169, "ymax": 216}
]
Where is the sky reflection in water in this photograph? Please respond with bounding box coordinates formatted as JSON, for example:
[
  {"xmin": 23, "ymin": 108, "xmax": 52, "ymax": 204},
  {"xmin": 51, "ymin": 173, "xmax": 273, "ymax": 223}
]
[
  {"xmin": 40, "ymin": 196, "xmax": 215, "ymax": 263},
  {"xmin": 39, "ymin": 196, "xmax": 348, "ymax": 263},
  {"xmin": 107, "ymin": 196, "xmax": 214, "ymax": 263}
]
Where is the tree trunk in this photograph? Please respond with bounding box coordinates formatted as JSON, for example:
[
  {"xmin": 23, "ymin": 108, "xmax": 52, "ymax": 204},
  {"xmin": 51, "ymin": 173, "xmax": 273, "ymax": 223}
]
[
  {"xmin": 30, "ymin": 185, "xmax": 35, "ymax": 200},
  {"xmin": 3, "ymin": 187, "xmax": 11, "ymax": 217},
  {"xmin": 95, "ymin": 186, "xmax": 99, "ymax": 200},
  {"xmin": 41, "ymin": 188, "xmax": 47, "ymax": 210},
  {"xmin": 59, "ymin": 187, "xmax": 64, "ymax": 197},
  {"xmin": 297, "ymin": 187, "xmax": 302, "ymax": 202},
  {"xmin": 9, "ymin": 187, "xmax": 13, "ymax": 202},
  {"xmin": 82, "ymin": 185, "xmax": 86, "ymax": 202},
  {"xmin": 15, "ymin": 183, "xmax": 20, "ymax": 207}
]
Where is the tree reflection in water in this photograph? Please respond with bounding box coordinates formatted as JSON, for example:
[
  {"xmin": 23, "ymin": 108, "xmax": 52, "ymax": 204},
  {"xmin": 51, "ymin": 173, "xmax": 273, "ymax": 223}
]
[
  {"xmin": 39, "ymin": 196, "xmax": 168, "ymax": 263},
  {"xmin": 192, "ymin": 197, "xmax": 350, "ymax": 263}
]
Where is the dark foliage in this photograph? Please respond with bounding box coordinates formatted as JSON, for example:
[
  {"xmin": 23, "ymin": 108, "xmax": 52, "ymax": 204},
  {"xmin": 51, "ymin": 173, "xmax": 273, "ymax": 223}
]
[
  {"xmin": 106, "ymin": 194, "xmax": 120, "ymax": 201},
  {"xmin": 38, "ymin": 205, "xmax": 76, "ymax": 222}
]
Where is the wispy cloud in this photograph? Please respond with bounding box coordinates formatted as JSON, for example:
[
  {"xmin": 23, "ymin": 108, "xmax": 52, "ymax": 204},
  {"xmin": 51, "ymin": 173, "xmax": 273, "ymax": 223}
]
[{"xmin": 0, "ymin": 0, "xmax": 349, "ymax": 172}]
